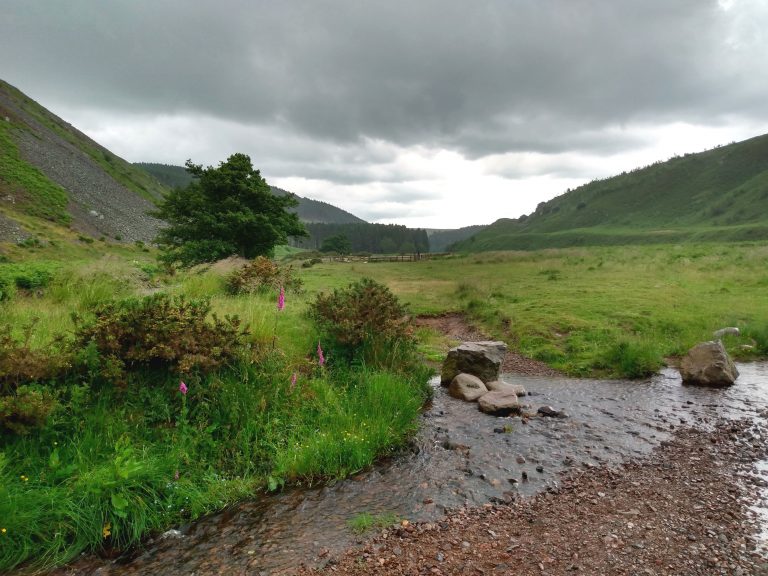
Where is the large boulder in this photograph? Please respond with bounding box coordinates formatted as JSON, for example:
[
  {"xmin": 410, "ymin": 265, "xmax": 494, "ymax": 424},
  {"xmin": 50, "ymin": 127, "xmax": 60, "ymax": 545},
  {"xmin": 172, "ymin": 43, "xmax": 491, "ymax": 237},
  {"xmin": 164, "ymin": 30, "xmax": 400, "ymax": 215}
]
[
  {"xmin": 486, "ymin": 380, "xmax": 527, "ymax": 397},
  {"xmin": 478, "ymin": 390, "xmax": 521, "ymax": 416},
  {"xmin": 448, "ymin": 373, "xmax": 489, "ymax": 401},
  {"xmin": 441, "ymin": 341, "xmax": 508, "ymax": 385},
  {"xmin": 679, "ymin": 340, "xmax": 739, "ymax": 387}
]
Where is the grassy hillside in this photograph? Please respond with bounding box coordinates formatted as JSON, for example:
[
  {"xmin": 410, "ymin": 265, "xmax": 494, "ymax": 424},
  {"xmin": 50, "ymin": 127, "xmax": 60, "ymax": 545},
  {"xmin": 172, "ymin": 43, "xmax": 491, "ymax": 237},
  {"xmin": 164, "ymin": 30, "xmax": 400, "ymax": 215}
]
[
  {"xmin": 427, "ymin": 225, "xmax": 487, "ymax": 252},
  {"xmin": 454, "ymin": 133, "xmax": 768, "ymax": 251},
  {"xmin": 1, "ymin": 80, "xmax": 167, "ymax": 204}
]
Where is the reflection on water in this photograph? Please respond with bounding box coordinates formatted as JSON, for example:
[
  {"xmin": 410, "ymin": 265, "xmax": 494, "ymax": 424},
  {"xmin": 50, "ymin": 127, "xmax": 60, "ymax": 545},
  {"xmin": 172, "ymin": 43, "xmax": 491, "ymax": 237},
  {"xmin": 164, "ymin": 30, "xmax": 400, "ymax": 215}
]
[{"xmin": 59, "ymin": 363, "xmax": 768, "ymax": 575}]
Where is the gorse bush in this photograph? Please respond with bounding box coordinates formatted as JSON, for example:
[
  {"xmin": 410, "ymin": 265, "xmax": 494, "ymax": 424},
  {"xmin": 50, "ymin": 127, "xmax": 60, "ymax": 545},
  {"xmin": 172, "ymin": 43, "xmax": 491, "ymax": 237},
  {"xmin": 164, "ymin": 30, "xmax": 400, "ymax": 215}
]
[
  {"xmin": 0, "ymin": 323, "xmax": 66, "ymax": 434},
  {"xmin": 0, "ymin": 322, "xmax": 68, "ymax": 392},
  {"xmin": 311, "ymin": 278, "xmax": 415, "ymax": 367},
  {"xmin": 72, "ymin": 294, "xmax": 249, "ymax": 384},
  {"xmin": 225, "ymin": 256, "xmax": 303, "ymax": 295},
  {"xmin": 0, "ymin": 385, "xmax": 57, "ymax": 435}
]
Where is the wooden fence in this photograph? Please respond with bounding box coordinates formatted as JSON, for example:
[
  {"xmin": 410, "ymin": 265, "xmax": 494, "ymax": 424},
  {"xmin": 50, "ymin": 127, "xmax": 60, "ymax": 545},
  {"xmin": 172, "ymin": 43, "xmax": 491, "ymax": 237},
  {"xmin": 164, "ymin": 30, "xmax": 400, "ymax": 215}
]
[{"xmin": 324, "ymin": 253, "xmax": 453, "ymax": 263}]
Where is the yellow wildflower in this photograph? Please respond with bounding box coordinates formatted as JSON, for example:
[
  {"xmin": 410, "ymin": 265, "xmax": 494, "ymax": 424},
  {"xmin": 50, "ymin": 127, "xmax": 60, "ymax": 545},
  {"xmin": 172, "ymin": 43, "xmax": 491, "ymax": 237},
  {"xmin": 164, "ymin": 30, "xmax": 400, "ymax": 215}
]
[{"xmin": 102, "ymin": 523, "xmax": 111, "ymax": 538}]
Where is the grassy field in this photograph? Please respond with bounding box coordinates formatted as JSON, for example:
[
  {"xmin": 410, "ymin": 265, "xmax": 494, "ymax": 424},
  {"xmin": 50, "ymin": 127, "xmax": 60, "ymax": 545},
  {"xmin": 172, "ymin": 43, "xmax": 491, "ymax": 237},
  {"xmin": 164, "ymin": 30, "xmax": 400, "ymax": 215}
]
[
  {"xmin": 292, "ymin": 242, "xmax": 768, "ymax": 377},
  {"xmin": 1, "ymin": 239, "xmax": 767, "ymax": 571}
]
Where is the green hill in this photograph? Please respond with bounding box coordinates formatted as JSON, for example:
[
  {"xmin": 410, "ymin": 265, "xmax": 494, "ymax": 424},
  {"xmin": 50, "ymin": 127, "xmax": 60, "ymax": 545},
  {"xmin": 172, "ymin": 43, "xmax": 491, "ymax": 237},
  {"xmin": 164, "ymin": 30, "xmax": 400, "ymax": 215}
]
[{"xmin": 453, "ymin": 133, "xmax": 768, "ymax": 251}]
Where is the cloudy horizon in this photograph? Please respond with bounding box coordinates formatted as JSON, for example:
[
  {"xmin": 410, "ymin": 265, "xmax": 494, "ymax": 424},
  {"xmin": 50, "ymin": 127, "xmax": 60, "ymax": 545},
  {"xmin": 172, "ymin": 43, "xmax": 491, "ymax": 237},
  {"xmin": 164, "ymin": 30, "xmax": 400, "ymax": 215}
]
[{"xmin": 3, "ymin": 0, "xmax": 768, "ymax": 228}]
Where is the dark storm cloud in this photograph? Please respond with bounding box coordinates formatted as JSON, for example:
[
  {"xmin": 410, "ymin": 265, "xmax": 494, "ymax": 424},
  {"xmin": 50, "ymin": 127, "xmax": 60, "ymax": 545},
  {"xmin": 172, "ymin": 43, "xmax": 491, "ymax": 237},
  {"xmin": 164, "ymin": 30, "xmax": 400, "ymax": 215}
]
[{"xmin": 2, "ymin": 0, "xmax": 766, "ymax": 157}]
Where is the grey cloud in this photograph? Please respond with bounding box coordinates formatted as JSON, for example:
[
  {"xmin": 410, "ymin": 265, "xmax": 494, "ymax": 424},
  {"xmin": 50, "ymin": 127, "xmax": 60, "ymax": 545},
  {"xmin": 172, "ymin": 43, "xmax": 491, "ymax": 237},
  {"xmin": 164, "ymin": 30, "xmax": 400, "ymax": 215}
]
[{"xmin": 3, "ymin": 0, "xmax": 767, "ymax": 159}]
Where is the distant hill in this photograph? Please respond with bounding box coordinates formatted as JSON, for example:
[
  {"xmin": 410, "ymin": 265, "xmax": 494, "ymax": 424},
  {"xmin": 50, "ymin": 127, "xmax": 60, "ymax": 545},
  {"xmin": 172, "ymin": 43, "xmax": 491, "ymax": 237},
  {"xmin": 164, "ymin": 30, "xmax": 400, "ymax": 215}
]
[
  {"xmin": 427, "ymin": 225, "xmax": 487, "ymax": 252},
  {"xmin": 452, "ymin": 133, "xmax": 768, "ymax": 251},
  {"xmin": 134, "ymin": 162, "xmax": 193, "ymax": 189},
  {"xmin": 292, "ymin": 222, "xmax": 429, "ymax": 254},
  {"xmin": 0, "ymin": 79, "xmax": 167, "ymax": 242},
  {"xmin": 135, "ymin": 163, "xmax": 366, "ymax": 225}
]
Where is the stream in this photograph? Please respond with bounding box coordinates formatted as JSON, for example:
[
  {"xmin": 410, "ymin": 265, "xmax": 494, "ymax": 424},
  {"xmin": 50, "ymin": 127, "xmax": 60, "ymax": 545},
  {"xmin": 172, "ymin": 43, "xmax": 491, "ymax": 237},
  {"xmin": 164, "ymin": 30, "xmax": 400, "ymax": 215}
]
[{"xmin": 59, "ymin": 363, "xmax": 768, "ymax": 575}]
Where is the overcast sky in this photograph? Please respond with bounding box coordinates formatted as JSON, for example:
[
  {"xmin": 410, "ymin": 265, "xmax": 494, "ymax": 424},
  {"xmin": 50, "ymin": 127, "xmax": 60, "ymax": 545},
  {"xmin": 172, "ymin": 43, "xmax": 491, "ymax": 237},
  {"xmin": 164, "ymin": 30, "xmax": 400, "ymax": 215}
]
[{"xmin": 2, "ymin": 1, "xmax": 768, "ymax": 228}]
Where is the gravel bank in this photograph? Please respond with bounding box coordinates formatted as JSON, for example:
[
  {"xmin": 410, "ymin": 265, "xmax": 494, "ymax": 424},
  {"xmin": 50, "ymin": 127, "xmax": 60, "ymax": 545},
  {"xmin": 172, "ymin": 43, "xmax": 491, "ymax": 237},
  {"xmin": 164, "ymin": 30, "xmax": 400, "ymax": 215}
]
[{"xmin": 298, "ymin": 418, "xmax": 768, "ymax": 576}]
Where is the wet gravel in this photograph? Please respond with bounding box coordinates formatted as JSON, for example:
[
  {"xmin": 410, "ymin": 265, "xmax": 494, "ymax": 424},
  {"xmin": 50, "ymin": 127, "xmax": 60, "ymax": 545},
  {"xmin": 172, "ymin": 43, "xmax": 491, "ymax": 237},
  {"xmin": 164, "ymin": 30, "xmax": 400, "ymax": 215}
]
[{"xmin": 299, "ymin": 417, "xmax": 768, "ymax": 576}]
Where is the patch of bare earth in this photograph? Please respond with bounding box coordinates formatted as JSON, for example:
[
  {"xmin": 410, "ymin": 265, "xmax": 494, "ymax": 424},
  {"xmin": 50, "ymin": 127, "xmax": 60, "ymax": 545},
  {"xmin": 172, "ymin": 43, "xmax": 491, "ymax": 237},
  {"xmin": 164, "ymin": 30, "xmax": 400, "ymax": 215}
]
[
  {"xmin": 415, "ymin": 313, "xmax": 561, "ymax": 377},
  {"xmin": 297, "ymin": 418, "xmax": 768, "ymax": 576}
]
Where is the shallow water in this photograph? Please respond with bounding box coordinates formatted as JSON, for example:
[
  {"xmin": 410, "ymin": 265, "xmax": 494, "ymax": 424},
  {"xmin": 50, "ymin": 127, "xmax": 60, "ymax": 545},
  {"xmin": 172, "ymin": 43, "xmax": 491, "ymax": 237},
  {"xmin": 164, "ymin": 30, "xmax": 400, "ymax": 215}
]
[{"xmin": 61, "ymin": 363, "xmax": 768, "ymax": 575}]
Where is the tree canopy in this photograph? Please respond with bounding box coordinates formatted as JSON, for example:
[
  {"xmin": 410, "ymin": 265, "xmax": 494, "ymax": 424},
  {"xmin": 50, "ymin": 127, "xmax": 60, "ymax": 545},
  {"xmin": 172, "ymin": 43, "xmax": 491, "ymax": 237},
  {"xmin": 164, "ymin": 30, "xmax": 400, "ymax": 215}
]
[
  {"xmin": 154, "ymin": 154, "xmax": 306, "ymax": 266},
  {"xmin": 320, "ymin": 234, "xmax": 352, "ymax": 254}
]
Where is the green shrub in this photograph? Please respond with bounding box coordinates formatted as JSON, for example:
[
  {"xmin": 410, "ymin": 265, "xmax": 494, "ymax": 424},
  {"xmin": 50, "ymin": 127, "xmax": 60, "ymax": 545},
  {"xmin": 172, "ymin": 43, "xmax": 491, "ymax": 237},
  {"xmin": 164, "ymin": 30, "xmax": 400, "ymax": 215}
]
[
  {"xmin": 0, "ymin": 322, "xmax": 68, "ymax": 393},
  {"xmin": 311, "ymin": 278, "xmax": 415, "ymax": 368},
  {"xmin": 743, "ymin": 321, "xmax": 768, "ymax": 355},
  {"xmin": 225, "ymin": 256, "xmax": 302, "ymax": 295},
  {"xmin": 0, "ymin": 385, "xmax": 57, "ymax": 435},
  {"xmin": 0, "ymin": 275, "xmax": 14, "ymax": 301},
  {"xmin": 600, "ymin": 340, "xmax": 662, "ymax": 379},
  {"xmin": 72, "ymin": 294, "xmax": 249, "ymax": 384}
]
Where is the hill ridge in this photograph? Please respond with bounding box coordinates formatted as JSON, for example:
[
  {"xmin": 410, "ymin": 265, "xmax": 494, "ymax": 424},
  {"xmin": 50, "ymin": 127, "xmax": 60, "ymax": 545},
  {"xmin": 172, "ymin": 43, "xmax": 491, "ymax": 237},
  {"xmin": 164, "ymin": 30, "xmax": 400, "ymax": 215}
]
[{"xmin": 453, "ymin": 133, "xmax": 768, "ymax": 251}]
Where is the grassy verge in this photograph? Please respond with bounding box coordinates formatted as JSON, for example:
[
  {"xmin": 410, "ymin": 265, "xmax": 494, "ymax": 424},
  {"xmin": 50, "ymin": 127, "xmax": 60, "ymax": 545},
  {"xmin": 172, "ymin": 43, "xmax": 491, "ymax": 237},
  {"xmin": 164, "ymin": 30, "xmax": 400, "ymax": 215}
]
[{"xmin": 0, "ymin": 363, "xmax": 428, "ymax": 571}]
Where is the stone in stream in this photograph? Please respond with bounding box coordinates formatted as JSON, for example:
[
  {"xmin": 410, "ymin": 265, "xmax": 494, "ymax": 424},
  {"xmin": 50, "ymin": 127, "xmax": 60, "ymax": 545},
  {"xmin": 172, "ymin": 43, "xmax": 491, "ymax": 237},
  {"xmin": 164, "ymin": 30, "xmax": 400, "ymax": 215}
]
[
  {"xmin": 441, "ymin": 341, "xmax": 508, "ymax": 385},
  {"xmin": 537, "ymin": 405, "xmax": 568, "ymax": 418},
  {"xmin": 679, "ymin": 340, "xmax": 739, "ymax": 387},
  {"xmin": 478, "ymin": 389, "xmax": 521, "ymax": 416},
  {"xmin": 448, "ymin": 373, "xmax": 489, "ymax": 401},
  {"xmin": 486, "ymin": 380, "xmax": 527, "ymax": 396}
]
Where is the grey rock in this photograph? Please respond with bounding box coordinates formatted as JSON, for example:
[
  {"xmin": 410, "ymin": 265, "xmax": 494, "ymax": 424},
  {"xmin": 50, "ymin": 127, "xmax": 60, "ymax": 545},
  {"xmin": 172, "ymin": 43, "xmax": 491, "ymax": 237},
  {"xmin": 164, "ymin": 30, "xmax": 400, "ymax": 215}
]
[
  {"xmin": 478, "ymin": 389, "xmax": 521, "ymax": 416},
  {"xmin": 441, "ymin": 341, "xmax": 508, "ymax": 385},
  {"xmin": 538, "ymin": 405, "xmax": 568, "ymax": 418},
  {"xmin": 448, "ymin": 373, "xmax": 488, "ymax": 401},
  {"xmin": 486, "ymin": 380, "xmax": 527, "ymax": 396},
  {"xmin": 680, "ymin": 340, "xmax": 739, "ymax": 387}
]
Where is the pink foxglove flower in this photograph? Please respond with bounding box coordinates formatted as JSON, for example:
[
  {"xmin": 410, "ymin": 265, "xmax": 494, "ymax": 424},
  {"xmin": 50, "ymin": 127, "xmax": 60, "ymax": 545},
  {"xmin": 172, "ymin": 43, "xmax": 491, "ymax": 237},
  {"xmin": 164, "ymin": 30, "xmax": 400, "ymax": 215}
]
[
  {"xmin": 277, "ymin": 286, "xmax": 285, "ymax": 311},
  {"xmin": 290, "ymin": 372, "xmax": 297, "ymax": 391},
  {"xmin": 317, "ymin": 342, "xmax": 325, "ymax": 366},
  {"xmin": 174, "ymin": 470, "xmax": 180, "ymax": 481},
  {"xmin": 179, "ymin": 381, "xmax": 188, "ymax": 395}
]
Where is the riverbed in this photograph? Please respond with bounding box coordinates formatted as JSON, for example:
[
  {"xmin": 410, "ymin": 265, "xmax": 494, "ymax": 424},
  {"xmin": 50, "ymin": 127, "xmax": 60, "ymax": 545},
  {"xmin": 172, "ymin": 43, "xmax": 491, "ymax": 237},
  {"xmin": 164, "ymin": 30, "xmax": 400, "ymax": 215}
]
[{"xmin": 56, "ymin": 363, "xmax": 768, "ymax": 575}]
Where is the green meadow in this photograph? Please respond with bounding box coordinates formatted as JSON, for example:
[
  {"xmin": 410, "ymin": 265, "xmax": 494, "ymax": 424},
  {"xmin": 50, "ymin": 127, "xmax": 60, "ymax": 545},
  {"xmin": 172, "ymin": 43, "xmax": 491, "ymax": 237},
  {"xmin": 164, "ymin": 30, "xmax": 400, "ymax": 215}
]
[{"xmin": 1, "ymin": 239, "xmax": 767, "ymax": 571}]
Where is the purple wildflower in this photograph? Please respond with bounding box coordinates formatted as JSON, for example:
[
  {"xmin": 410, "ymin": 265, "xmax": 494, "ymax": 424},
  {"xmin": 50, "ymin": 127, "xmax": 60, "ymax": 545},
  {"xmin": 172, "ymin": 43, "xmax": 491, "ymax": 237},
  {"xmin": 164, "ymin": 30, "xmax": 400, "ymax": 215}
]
[
  {"xmin": 317, "ymin": 342, "xmax": 325, "ymax": 366},
  {"xmin": 174, "ymin": 470, "xmax": 180, "ymax": 481},
  {"xmin": 179, "ymin": 381, "xmax": 188, "ymax": 395},
  {"xmin": 290, "ymin": 372, "xmax": 298, "ymax": 391},
  {"xmin": 277, "ymin": 285, "xmax": 285, "ymax": 311}
]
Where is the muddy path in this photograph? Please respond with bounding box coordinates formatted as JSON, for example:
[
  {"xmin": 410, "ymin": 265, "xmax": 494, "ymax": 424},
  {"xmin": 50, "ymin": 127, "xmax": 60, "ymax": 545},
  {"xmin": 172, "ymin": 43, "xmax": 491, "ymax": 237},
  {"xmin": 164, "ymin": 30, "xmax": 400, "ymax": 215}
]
[{"xmin": 414, "ymin": 313, "xmax": 561, "ymax": 376}]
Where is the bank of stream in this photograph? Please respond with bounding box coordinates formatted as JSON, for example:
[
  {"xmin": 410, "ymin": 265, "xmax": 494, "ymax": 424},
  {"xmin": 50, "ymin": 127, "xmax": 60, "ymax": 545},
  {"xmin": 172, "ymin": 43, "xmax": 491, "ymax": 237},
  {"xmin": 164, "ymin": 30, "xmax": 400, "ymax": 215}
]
[{"xmin": 50, "ymin": 361, "xmax": 768, "ymax": 575}]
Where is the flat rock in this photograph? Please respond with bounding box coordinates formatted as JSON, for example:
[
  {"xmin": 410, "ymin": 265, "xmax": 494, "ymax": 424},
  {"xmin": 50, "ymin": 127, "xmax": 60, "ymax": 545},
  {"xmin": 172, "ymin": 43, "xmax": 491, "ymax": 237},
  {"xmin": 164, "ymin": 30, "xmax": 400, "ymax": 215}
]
[
  {"xmin": 478, "ymin": 390, "xmax": 521, "ymax": 416},
  {"xmin": 448, "ymin": 373, "xmax": 489, "ymax": 401},
  {"xmin": 486, "ymin": 380, "xmax": 527, "ymax": 396}
]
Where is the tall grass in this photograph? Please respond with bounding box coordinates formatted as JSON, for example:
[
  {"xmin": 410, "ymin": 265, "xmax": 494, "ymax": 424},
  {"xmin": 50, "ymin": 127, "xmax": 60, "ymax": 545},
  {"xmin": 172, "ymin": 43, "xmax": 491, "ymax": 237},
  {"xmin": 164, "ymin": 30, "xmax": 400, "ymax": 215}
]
[{"xmin": 0, "ymin": 362, "xmax": 429, "ymax": 572}]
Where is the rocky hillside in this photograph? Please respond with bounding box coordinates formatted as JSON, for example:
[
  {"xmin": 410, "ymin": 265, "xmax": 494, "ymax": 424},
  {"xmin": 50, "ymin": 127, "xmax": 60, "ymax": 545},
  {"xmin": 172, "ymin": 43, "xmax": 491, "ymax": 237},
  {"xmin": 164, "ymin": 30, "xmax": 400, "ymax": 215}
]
[{"xmin": 0, "ymin": 79, "xmax": 167, "ymax": 243}]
